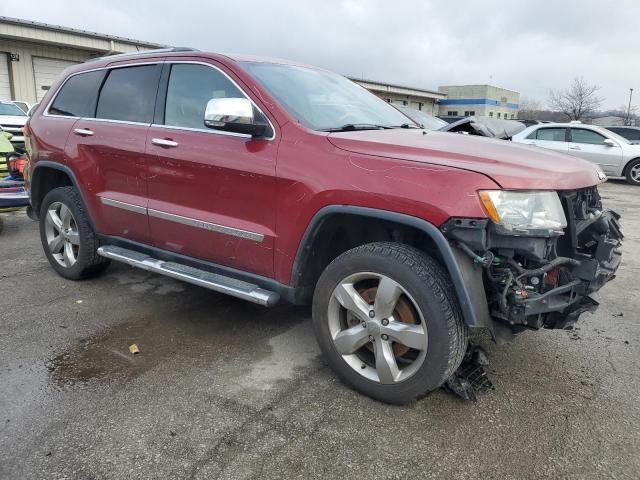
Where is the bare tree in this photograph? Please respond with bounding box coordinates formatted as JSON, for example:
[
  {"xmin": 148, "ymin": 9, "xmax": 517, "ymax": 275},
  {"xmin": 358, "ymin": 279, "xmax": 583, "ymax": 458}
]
[
  {"xmin": 549, "ymin": 77, "xmax": 603, "ymax": 121},
  {"xmin": 517, "ymin": 97, "xmax": 543, "ymax": 120}
]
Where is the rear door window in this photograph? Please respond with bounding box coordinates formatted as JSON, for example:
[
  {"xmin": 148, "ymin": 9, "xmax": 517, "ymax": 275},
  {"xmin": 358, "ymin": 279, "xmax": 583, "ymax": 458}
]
[
  {"xmin": 96, "ymin": 65, "xmax": 162, "ymax": 123},
  {"xmin": 49, "ymin": 70, "xmax": 106, "ymax": 117},
  {"xmin": 533, "ymin": 127, "xmax": 567, "ymax": 142},
  {"xmin": 570, "ymin": 128, "xmax": 606, "ymax": 145}
]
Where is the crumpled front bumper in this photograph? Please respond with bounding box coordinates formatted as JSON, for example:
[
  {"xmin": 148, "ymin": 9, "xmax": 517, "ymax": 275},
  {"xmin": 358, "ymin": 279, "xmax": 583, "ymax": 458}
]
[{"xmin": 511, "ymin": 209, "xmax": 623, "ymax": 329}]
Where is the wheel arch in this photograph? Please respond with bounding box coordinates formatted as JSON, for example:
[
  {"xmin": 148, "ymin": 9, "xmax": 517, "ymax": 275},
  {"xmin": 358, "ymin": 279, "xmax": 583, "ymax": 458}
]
[
  {"xmin": 30, "ymin": 161, "xmax": 81, "ymax": 219},
  {"xmin": 622, "ymin": 157, "xmax": 640, "ymax": 177},
  {"xmin": 290, "ymin": 205, "xmax": 491, "ymax": 329}
]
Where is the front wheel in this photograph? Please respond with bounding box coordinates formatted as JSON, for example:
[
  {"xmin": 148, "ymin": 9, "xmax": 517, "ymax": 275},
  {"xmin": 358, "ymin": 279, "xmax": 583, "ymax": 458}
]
[
  {"xmin": 625, "ymin": 159, "xmax": 640, "ymax": 186},
  {"xmin": 312, "ymin": 242, "xmax": 467, "ymax": 404}
]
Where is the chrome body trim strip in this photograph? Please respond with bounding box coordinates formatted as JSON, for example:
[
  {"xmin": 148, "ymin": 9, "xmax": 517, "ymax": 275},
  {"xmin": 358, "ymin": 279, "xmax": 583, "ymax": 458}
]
[
  {"xmin": 100, "ymin": 196, "xmax": 147, "ymax": 215},
  {"xmin": 148, "ymin": 208, "xmax": 264, "ymax": 242},
  {"xmin": 150, "ymin": 123, "xmax": 252, "ymax": 139}
]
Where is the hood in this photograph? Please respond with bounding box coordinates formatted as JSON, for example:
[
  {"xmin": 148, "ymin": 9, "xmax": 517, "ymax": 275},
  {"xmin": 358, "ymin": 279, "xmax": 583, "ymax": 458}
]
[
  {"xmin": 327, "ymin": 129, "xmax": 603, "ymax": 190},
  {"xmin": 0, "ymin": 115, "xmax": 28, "ymax": 126}
]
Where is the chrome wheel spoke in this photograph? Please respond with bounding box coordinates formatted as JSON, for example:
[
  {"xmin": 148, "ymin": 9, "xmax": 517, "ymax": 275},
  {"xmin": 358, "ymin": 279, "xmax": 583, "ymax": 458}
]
[
  {"xmin": 383, "ymin": 321, "xmax": 427, "ymax": 351},
  {"xmin": 46, "ymin": 209, "xmax": 63, "ymax": 233},
  {"xmin": 63, "ymin": 241, "xmax": 76, "ymax": 267},
  {"xmin": 373, "ymin": 276, "xmax": 402, "ymax": 319},
  {"xmin": 59, "ymin": 204, "xmax": 72, "ymax": 227},
  {"xmin": 334, "ymin": 325, "xmax": 371, "ymax": 355},
  {"xmin": 333, "ymin": 282, "xmax": 371, "ymax": 323},
  {"xmin": 48, "ymin": 234, "xmax": 64, "ymax": 254},
  {"xmin": 374, "ymin": 338, "xmax": 400, "ymax": 384}
]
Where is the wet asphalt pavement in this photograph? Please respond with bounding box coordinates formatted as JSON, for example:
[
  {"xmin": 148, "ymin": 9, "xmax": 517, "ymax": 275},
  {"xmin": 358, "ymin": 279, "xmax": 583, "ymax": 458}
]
[{"xmin": 1, "ymin": 180, "xmax": 639, "ymax": 479}]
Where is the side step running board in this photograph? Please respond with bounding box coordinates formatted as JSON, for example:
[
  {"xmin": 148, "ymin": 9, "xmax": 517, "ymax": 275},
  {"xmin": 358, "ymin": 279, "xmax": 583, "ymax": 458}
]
[{"xmin": 97, "ymin": 245, "xmax": 279, "ymax": 306}]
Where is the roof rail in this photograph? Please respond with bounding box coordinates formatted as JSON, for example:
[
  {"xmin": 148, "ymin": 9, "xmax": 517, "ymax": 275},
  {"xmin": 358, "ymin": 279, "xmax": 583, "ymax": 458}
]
[{"xmin": 85, "ymin": 47, "xmax": 199, "ymax": 63}]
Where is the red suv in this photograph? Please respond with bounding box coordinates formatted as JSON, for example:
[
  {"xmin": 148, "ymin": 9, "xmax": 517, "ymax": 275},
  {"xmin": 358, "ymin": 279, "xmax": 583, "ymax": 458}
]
[{"xmin": 24, "ymin": 48, "xmax": 623, "ymax": 404}]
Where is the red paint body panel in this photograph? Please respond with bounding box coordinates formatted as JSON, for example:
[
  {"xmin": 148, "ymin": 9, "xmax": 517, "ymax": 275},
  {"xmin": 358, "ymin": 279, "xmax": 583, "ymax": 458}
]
[
  {"xmin": 146, "ymin": 125, "xmax": 278, "ymax": 277},
  {"xmin": 326, "ymin": 129, "xmax": 603, "ymax": 190},
  {"xmin": 27, "ymin": 51, "xmax": 606, "ymax": 288},
  {"xmin": 64, "ymin": 120, "xmax": 151, "ymax": 243}
]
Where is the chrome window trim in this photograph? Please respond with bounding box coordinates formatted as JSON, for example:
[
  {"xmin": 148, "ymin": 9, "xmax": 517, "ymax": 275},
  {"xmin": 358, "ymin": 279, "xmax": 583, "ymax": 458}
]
[
  {"xmin": 100, "ymin": 196, "xmax": 147, "ymax": 215},
  {"xmin": 43, "ymin": 61, "xmax": 163, "ymax": 121},
  {"xmin": 148, "ymin": 208, "xmax": 264, "ymax": 242},
  {"xmin": 161, "ymin": 60, "xmax": 277, "ymax": 141},
  {"xmin": 150, "ymin": 123, "xmax": 252, "ymax": 139}
]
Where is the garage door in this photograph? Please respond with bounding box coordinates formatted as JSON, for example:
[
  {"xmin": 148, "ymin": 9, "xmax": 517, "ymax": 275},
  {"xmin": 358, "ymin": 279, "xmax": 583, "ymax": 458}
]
[
  {"xmin": 33, "ymin": 57, "xmax": 79, "ymax": 102},
  {"xmin": 0, "ymin": 53, "xmax": 11, "ymax": 101}
]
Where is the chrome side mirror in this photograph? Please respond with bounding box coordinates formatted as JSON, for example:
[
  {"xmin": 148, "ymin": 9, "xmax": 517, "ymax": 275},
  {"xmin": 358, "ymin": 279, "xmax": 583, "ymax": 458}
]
[
  {"xmin": 603, "ymin": 138, "xmax": 616, "ymax": 147},
  {"xmin": 204, "ymin": 98, "xmax": 266, "ymax": 137}
]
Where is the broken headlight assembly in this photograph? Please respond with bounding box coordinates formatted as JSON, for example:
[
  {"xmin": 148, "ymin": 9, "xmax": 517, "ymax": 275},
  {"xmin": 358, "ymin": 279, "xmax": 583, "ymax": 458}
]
[{"xmin": 478, "ymin": 190, "xmax": 567, "ymax": 235}]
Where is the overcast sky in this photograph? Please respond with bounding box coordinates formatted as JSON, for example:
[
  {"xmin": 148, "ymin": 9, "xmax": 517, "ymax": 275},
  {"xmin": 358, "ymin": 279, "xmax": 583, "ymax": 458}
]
[{"xmin": 3, "ymin": 0, "xmax": 638, "ymax": 109}]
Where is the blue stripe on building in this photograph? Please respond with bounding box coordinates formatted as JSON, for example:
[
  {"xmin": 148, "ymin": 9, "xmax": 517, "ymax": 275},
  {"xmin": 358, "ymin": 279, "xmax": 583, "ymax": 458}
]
[{"xmin": 439, "ymin": 98, "xmax": 519, "ymax": 109}]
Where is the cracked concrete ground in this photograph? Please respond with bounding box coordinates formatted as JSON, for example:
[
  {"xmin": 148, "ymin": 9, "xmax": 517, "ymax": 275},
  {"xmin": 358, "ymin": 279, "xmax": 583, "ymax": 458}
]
[{"xmin": 1, "ymin": 180, "xmax": 638, "ymax": 479}]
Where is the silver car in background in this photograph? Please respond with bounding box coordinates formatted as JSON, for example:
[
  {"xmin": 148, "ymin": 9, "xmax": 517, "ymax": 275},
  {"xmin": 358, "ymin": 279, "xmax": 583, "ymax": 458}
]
[{"xmin": 512, "ymin": 123, "xmax": 640, "ymax": 185}]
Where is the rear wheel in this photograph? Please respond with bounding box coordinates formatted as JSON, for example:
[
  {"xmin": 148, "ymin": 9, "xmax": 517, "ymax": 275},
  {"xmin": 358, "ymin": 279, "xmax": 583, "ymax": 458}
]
[
  {"xmin": 625, "ymin": 159, "xmax": 640, "ymax": 186},
  {"xmin": 312, "ymin": 242, "xmax": 467, "ymax": 404},
  {"xmin": 39, "ymin": 186, "xmax": 110, "ymax": 280}
]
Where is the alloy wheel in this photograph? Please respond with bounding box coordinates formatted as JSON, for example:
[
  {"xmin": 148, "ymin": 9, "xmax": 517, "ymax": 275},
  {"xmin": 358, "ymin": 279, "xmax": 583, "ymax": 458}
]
[
  {"xmin": 44, "ymin": 201, "xmax": 80, "ymax": 268},
  {"xmin": 630, "ymin": 163, "xmax": 640, "ymax": 183},
  {"xmin": 327, "ymin": 272, "xmax": 428, "ymax": 384}
]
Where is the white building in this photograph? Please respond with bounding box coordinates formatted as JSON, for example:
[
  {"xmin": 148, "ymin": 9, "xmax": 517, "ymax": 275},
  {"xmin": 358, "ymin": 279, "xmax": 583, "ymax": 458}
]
[
  {"xmin": 351, "ymin": 78, "xmax": 446, "ymax": 115},
  {"xmin": 438, "ymin": 84, "xmax": 520, "ymax": 119},
  {"xmin": 0, "ymin": 16, "xmax": 163, "ymax": 104}
]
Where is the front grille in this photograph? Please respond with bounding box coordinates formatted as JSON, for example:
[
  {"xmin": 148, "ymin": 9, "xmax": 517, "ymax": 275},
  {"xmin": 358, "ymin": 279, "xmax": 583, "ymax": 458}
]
[{"xmin": 0, "ymin": 124, "xmax": 24, "ymax": 134}]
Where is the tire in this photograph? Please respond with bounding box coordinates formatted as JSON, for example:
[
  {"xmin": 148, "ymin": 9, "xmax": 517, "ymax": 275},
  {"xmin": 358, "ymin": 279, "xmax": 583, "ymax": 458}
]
[
  {"xmin": 39, "ymin": 186, "xmax": 110, "ymax": 280},
  {"xmin": 312, "ymin": 242, "xmax": 467, "ymax": 404},
  {"xmin": 625, "ymin": 158, "xmax": 640, "ymax": 186}
]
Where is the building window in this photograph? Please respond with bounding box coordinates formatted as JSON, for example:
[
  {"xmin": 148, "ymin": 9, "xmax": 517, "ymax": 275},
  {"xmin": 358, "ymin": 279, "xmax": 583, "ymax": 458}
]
[
  {"xmin": 463, "ymin": 111, "xmax": 475, "ymax": 116},
  {"xmin": 489, "ymin": 112, "xmax": 493, "ymax": 117},
  {"xmin": 497, "ymin": 113, "xmax": 501, "ymax": 119},
  {"xmin": 447, "ymin": 111, "xmax": 458, "ymax": 116},
  {"xmin": 511, "ymin": 113, "xmax": 515, "ymax": 119}
]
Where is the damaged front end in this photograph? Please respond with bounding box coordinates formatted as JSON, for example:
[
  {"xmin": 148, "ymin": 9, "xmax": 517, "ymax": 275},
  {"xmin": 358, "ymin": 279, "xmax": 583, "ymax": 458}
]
[{"xmin": 442, "ymin": 186, "xmax": 623, "ymax": 336}]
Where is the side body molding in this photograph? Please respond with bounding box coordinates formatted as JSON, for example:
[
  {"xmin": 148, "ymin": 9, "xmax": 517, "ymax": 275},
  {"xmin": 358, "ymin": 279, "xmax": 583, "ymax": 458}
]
[{"xmin": 290, "ymin": 205, "xmax": 492, "ymax": 330}]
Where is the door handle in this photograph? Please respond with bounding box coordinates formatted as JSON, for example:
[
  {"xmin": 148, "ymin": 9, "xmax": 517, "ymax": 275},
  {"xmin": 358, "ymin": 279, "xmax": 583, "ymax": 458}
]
[
  {"xmin": 570, "ymin": 145, "xmax": 581, "ymax": 150},
  {"xmin": 73, "ymin": 128, "xmax": 94, "ymax": 137},
  {"xmin": 151, "ymin": 138, "xmax": 179, "ymax": 148}
]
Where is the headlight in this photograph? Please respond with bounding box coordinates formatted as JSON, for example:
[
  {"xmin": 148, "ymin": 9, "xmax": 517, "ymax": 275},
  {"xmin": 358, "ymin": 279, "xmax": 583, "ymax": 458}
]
[{"xmin": 478, "ymin": 190, "xmax": 567, "ymax": 235}]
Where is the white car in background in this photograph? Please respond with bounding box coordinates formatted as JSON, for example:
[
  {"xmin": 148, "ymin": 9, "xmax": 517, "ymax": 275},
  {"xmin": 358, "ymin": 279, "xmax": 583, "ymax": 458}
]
[
  {"xmin": 513, "ymin": 123, "xmax": 640, "ymax": 185},
  {"xmin": 0, "ymin": 101, "xmax": 28, "ymax": 150}
]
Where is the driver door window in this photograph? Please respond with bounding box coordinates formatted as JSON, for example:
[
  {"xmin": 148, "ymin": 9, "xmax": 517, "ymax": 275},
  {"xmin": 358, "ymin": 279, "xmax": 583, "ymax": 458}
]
[{"xmin": 571, "ymin": 129, "xmax": 605, "ymax": 145}]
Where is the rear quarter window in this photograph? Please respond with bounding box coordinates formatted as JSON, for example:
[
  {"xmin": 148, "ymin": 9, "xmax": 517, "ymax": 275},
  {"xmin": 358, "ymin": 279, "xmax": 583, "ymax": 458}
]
[{"xmin": 48, "ymin": 70, "xmax": 105, "ymax": 117}]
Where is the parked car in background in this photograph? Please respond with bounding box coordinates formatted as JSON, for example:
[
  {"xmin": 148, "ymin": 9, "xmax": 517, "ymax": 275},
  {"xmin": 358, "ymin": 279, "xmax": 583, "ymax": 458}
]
[
  {"xmin": 11, "ymin": 101, "xmax": 31, "ymax": 114},
  {"xmin": 0, "ymin": 101, "xmax": 28, "ymax": 151},
  {"xmin": 513, "ymin": 123, "xmax": 640, "ymax": 185},
  {"xmin": 25, "ymin": 49, "xmax": 622, "ymax": 404},
  {"xmin": 604, "ymin": 126, "xmax": 640, "ymax": 143},
  {"xmin": 27, "ymin": 103, "xmax": 40, "ymax": 117},
  {"xmin": 394, "ymin": 105, "xmax": 448, "ymax": 130},
  {"xmin": 440, "ymin": 116, "xmax": 526, "ymax": 139}
]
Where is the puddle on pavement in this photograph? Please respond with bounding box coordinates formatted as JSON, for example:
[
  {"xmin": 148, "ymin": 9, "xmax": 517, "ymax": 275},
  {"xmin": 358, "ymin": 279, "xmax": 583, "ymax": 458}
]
[{"xmin": 46, "ymin": 296, "xmax": 310, "ymax": 390}]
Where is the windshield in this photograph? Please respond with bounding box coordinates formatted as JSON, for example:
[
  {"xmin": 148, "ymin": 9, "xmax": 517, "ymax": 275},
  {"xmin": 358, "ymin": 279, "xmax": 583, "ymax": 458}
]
[
  {"xmin": 241, "ymin": 62, "xmax": 417, "ymax": 131},
  {"xmin": 0, "ymin": 103, "xmax": 26, "ymax": 116},
  {"xmin": 395, "ymin": 105, "xmax": 448, "ymax": 130}
]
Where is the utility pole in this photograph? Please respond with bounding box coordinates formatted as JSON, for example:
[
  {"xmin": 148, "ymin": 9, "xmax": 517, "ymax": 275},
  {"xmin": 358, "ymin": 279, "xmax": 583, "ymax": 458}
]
[{"xmin": 626, "ymin": 88, "xmax": 634, "ymax": 125}]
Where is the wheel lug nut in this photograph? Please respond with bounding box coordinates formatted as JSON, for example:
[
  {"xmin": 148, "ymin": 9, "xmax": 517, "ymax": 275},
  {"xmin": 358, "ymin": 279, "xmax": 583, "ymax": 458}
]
[
  {"xmin": 381, "ymin": 334, "xmax": 389, "ymax": 341},
  {"xmin": 362, "ymin": 322, "xmax": 367, "ymax": 328},
  {"xmin": 368, "ymin": 310, "xmax": 375, "ymax": 318},
  {"xmin": 381, "ymin": 318, "xmax": 389, "ymax": 326},
  {"xmin": 368, "ymin": 335, "xmax": 374, "ymax": 341}
]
